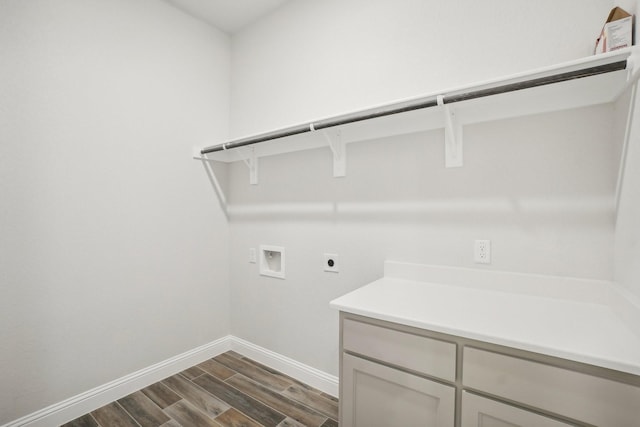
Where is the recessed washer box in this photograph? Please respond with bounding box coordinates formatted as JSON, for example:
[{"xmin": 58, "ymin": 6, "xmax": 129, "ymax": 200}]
[{"xmin": 259, "ymin": 245, "xmax": 285, "ymax": 279}]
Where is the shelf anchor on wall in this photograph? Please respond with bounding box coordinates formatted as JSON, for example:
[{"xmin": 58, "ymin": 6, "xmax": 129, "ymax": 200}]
[
  {"xmin": 322, "ymin": 127, "xmax": 346, "ymax": 177},
  {"xmin": 437, "ymin": 95, "xmax": 463, "ymax": 168}
]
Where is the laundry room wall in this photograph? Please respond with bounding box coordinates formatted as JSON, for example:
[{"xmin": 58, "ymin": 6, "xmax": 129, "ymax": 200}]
[
  {"xmin": 230, "ymin": 0, "xmax": 617, "ymax": 137},
  {"xmin": 0, "ymin": 0, "xmax": 231, "ymax": 423},
  {"xmin": 614, "ymin": 77, "xmax": 640, "ymax": 299},
  {"xmin": 610, "ymin": 0, "xmax": 640, "ymax": 301},
  {"xmin": 227, "ymin": 0, "xmax": 628, "ymax": 377}
]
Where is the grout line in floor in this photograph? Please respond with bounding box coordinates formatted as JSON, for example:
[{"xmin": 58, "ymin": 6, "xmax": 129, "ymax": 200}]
[
  {"xmin": 89, "ymin": 413, "xmax": 101, "ymax": 427},
  {"xmin": 220, "ymin": 372, "xmax": 335, "ymax": 427},
  {"xmin": 115, "ymin": 400, "xmax": 143, "ymax": 427}
]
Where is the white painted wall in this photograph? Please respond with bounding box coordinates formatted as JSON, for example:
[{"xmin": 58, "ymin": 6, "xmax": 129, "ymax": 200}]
[
  {"xmin": 230, "ymin": 0, "xmax": 614, "ymax": 138},
  {"xmin": 613, "ymin": 0, "xmax": 640, "ymax": 299},
  {"xmin": 228, "ymin": 1, "xmax": 627, "ymax": 376},
  {"xmin": 228, "ymin": 106, "xmax": 620, "ymax": 376},
  {"xmin": 615, "ymin": 82, "xmax": 640, "ymax": 298},
  {"xmin": 0, "ymin": 0, "xmax": 230, "ymax": 423}
]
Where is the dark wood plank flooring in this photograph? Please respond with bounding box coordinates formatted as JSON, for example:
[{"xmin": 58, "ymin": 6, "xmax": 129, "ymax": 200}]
[{"xmin": 61, "ymin": 351, "xmax": 338, "ymax": 427}]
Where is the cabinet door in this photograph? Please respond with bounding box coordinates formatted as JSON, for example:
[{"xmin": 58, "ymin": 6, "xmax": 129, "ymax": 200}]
[
  {"xmin": 461, "ymin": 392, "xmax": 572, "ymax": 427},
  {"xmin": 341, "ymin": 353, "xmax": 455, "ymax": 427}
]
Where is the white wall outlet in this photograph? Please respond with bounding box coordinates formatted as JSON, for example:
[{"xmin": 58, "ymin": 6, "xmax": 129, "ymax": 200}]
[
  {"xmin": 474, "ymin": 240, "xmax": 491, "ymax": 264},
  {"xmin": 324, "ymin": 253, "xmax": 339, "ymax": 273},
  {"xmin": 249, "ymin": 248, "xmax": 257, "ymax": 263}
]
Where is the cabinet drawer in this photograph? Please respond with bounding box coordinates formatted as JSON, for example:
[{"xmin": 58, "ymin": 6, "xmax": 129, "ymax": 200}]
[
  {"xmin": 461, "ymin": 392, "xmax": 571, "ymax": 427},
  {"xmin": 463, "ymin": 347, "xmax": 640, "ymax": 427},
  {"xmin": 343, "ymin": 318, "xmax": 456, "ymax": 381}
]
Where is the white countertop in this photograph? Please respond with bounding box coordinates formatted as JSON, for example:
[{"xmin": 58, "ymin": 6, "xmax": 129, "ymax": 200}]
[{"xmin": 330, "ymin": 262, "xmax": 640, "ymax": 376}]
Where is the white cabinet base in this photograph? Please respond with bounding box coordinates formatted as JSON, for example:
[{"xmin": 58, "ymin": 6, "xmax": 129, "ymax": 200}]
[{"xmin": 339, "ymin": 313, "xmax": 640, "ymax": 427}]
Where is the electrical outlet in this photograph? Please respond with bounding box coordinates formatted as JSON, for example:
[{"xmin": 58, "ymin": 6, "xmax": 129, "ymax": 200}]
[
  {"xmin": 324, "ymin": 253, "xmax": 339, "ymax": 273},
  {"xmin": 474, "ymin": 240, "xmax": 491, "ymax": 264}
]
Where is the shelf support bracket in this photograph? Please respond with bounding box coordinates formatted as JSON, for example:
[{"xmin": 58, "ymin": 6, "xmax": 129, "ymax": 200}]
[
  {"xmin": 323, "ymin": 128, "xmax": 346, "ymax": 177},
  {"xmin": 192, "ymin": 147, "xmax": 228, "ymax": 214},
  {"xmin": 236, "ymin": 146, "xmax": 259, "ymax": 185},
  {"xmin": 193, "ymin": 145, "xmax": 258, "ymax": 185},
  {"xmin": 437, "ymin": 95, "xmax": 463, "ymax": 168},
  {"xmin": 615, "ymin": 80, "xmax": 638, "ymax": 213}
]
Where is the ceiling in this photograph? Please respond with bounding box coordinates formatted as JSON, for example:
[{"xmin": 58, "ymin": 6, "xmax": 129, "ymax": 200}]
[{"xmin": 164, "ymin": 0, "xmax": 289, "ymax": 34}]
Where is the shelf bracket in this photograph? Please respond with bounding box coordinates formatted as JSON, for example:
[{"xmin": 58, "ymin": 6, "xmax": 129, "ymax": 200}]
[
  {"xmin": 194, "ymin": 145, "xmax": 258, "ymax": 185},
  {"xmin": 437, "ymin": 95, "xmax": 463, "ymax": 168},
  {"xmin": 615, "ymin": 79, "xmax": 638, "ymax": 213},
  {"xmin": 236, "ymin": 146, "xmax": 259, "ymax": 185},
  {"xmin": 192, "ymin": 147, "xmax": 228, "ymax": 213},
  {"xmin": 323, "ymin": 128, "xmax": 346, "ymax": 177}
]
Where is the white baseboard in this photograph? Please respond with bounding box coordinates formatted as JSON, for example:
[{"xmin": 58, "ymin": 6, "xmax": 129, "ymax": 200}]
[
  {"xmin": 3, "ymin": 336, "xmax": 338, "ymax": 427},
  {"xmin": 230, "ymin": 336, "xmax": 339, "ymax": 397},
  {"xmin": 3, "ymin": 336, "xmax": 233, "ymax": 427}
]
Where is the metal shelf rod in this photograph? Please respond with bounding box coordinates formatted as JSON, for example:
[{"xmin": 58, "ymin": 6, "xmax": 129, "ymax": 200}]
[{"xmin": 201, "ymin": 60, "xmax": 627, "ymax": 155}]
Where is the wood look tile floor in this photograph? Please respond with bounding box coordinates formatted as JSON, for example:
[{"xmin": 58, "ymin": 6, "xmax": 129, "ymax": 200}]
[{"xmin": 61, "ymin": 351, "xmax": 338, "ymax": 427}]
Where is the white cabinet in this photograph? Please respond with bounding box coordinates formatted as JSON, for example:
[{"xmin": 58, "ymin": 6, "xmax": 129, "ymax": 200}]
[
  {"xmin": 461, "ymin": 392, "xmax": 572, "ymax": 427},
  {"xmin": 342, "ymin": 353, "xmax": 455, "ymax": 427},
  {"xmin": 463, "ymin": 347, "xmax": 640, "ymax": 427},
  {"xmin": 339, "ymin": 314, "xmax": 640, "ymax": 427}
]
